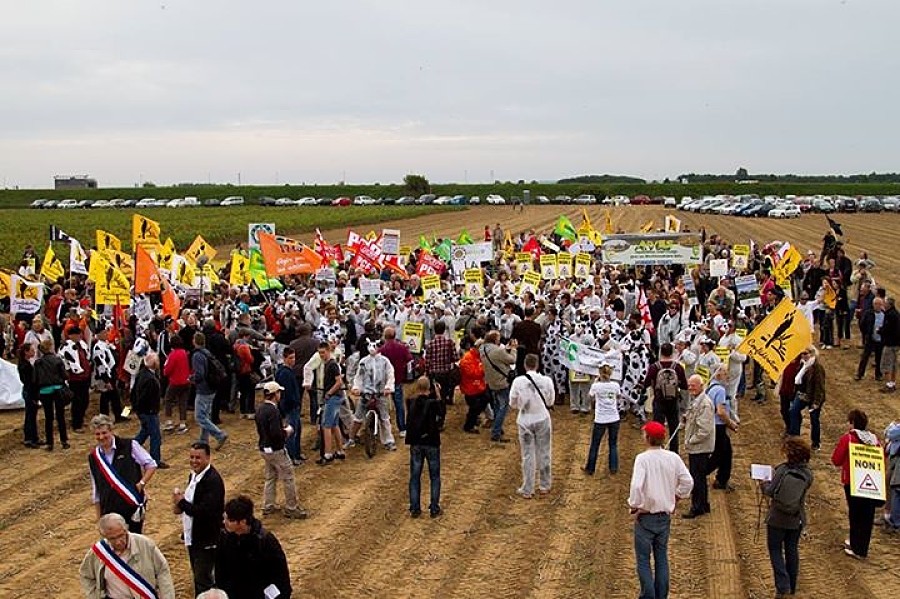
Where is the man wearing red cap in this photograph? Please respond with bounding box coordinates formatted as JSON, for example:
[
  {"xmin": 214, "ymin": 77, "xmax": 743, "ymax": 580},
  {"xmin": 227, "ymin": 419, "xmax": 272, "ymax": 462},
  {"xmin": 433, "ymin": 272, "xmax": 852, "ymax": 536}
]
[{"xmin": 628, "ymin": 420, "xmax": 693, "ymax": 599}]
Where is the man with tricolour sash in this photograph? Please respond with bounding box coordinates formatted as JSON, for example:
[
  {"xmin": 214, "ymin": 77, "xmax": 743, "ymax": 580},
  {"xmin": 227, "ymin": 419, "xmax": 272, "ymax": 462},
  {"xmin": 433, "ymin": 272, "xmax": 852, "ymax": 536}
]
[
  {"xmin": 80, "ymin": 512, "xmax": 175, "ymax": 599},
  {"xmin": 89, "ymin": 415, "xmax": 158, "ymax": 534}
]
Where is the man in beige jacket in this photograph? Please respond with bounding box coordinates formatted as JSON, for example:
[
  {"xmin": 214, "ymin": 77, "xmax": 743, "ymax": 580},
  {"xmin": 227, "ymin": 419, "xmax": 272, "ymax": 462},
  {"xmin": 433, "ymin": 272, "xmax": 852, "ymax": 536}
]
[
  {"xmin": 682, "ymin": 374, "xmax": 716, "ymax": 519},
  {"xmin": 80, "ymin": 513, "xmax": 175, "ymax": 599}
]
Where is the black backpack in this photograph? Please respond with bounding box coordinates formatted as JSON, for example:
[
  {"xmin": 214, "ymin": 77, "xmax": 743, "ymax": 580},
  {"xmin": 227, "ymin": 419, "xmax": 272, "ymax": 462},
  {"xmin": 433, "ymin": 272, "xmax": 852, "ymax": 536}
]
[
  {"xmin": 654, "ymin": 362, "xmax": 680, "ymax": 402},
  {"xmin": 201, "ymin": 349, "xmax": 227, "ymax": 389},
  {"xmin": 772, "ymin": 467, "xmax": 810, "ymax": 516}
]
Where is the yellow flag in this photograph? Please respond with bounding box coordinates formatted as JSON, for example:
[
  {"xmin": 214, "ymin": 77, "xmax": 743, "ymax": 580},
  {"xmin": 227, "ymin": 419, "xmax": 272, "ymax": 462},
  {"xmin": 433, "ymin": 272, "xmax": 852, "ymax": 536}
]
[
  {"xmin": 40, "ymin": 245, "xmax": 66, "ymax": 281},
  {"xmin": 230, "ymin": 254, "xmax": 251, "ymax": 285},
  {"xmin": 102, "ymin": 249, "xmax": 134, "ymax": 281},
  {"xmin": 158, "ymin": 238, "xmax": 175, "ymax": 271},
  {"xmin": 604, "ymin": 209, "xmax": 614, "ymax": 234},
  {"xmin": 96, "ymin": 230, "xmax": 122, "ymax": 252},
  {"xmin": 737, "ymin": 299, "xmax": 811, "ymax": 380},
  {"xmin": 174, "ymin": 255, "xmax": 196, "ymax": 287},
  {"xmin": 201, "ymin": 263, "xmax": 220, "ymax": 284},
  {"xmin": 665, "ymin": 215, "xmax": 682, "ymax": 233},
  {"xmin": 185, "ymin": 235, "xmax": 217, "ymax": 264},
  {"xmin": 93, "ymin": 253, "xmax": 131, "ymax": 305},
  {"xmin": 822, "ymin": 282, "xmax": 837, "ymax": 309},
  {"xmin": 0, "ymin": 269, "xmax": 11, "ymax": 299},
  {"xmin": 503, "ymin": 230, "xmax": 514, "ymax": 256},
  {"xmin": 640, "ymin": 220, "xmax": 655, "ymax": 233},
  {"xmin": 132, "ymin": 214, "xmax": 161, "ymax": 250},
  {"xmin": 773, "ymin": 244, "xmax": 802, "ymax": 285}
]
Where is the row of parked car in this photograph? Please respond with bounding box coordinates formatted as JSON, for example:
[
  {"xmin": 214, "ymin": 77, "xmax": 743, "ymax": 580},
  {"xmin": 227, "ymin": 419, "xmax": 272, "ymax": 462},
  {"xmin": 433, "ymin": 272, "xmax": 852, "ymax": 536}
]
[
  {"xmin": 676, "ymin": 194, "xmax": 900, "ymax": 218},
  {"xmin": 29, "ymin": 196, "xmax": 246, "ymax": 209}
]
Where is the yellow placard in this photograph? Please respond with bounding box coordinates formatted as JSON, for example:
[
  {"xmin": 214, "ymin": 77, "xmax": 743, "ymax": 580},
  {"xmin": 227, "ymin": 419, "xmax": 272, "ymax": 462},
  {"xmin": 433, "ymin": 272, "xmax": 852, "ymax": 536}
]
[
  {"xmin": 738, "ymin": 299, "xmax": 811, "ymax": 380},
  {"xmin": 696, "ymin": 365, "xmax": 711, "ymax": 385},
  {"xmin": 539, "ymin": 254, "xmax": 558, "ymax": 280},
  {"xmin": 732, "ymin": 244, "xmax": 750, "ymax": 270},
  {"xmin": 557, "ymin": 253, "xmax": 573, "ymax": 278},
  {"xmin": 516, "ymin": 252, "xmax": 533, "ymax": 273},
  {"xmin": 849, "ymin": 443, "xmax": 886, "ymax": 500},
  {"xmin": 714, "ymin": 346, "xmax": 730, "ymax": 368},
  {"xmin": 574, "ymin": 253, "xmax": 592, "ymax": 279},
  {"xmin": 463, "ymin": 268, "xmax": 483, "ymax": 299},
  {"xmin": 521, "ymin": 270, "xmax": 541, "ymax": 294},
  {"xmin": 421, "ymin": 274, "xmax": 441, "ymax": 299},
  {"xmin": 402, "ymin": 321, "xmax": 425, "ymax": 353}
]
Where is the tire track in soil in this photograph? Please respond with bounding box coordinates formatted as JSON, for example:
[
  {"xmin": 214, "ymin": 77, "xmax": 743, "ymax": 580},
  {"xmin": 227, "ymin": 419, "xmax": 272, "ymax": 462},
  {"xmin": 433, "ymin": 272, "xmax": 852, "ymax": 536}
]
[{"xmin": 434, "ymin": 412, "xmax": 584, "ymax": 599}]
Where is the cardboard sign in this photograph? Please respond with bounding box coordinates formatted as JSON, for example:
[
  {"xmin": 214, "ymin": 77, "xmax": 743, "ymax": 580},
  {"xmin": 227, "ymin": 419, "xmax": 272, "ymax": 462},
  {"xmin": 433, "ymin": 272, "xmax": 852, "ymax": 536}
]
[
  {"xmin": 359, "ymin": 278, "xmax": 382, "ymax": 296},
  {"xmin": 516, "ymin": 252, "xmax": 533, "ymax": 274},
  {"xmin": 735, "ymin": 274, "xmax": 761, "ymax": 307},
  {"xmin": 464, "ymin": 268, "xmax": 484, "ymax": 299},
  {"xmin": 381, "ymin": 229, "xmax": 401, "ymax": 255},
  {"xmin": 683, "ymin": 277, "xmax": 698, "ymax": 306},
  {"xmin": 402, "ymin": 321, "xmax": 425, "ymax": 353},
  {"xmin": 714, "ymin": 346, "xmax": 730, "ymax": 368},
  {"xmin": 520, "ymin": 271, "xmax": 542, "ymax": 295},
  {"xmin": 849, "ymin": 443, "xmax": 886, "ymax": 500}
]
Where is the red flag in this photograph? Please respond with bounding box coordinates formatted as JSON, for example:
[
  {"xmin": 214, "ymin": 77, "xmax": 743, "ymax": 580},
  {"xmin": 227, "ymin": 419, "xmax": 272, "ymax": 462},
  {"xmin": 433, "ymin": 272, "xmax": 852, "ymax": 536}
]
[
  {"xmin": 522, "ymin": 237, "xmax": 542, "ymax": 261},
  {"xmin": 384, "ymin": 255, "xmax": 409, "ymax": 279},
  {"xmin": 638, "ymin": 286, "xmax": 655, "ymax": 334}
]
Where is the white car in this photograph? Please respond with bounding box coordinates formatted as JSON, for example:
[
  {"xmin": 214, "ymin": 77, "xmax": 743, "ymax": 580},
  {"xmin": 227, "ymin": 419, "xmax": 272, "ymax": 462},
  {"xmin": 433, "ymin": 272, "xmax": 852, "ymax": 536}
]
[
  {"xmin": 166, "ymin": 198, "xmax": 184, "ymax": 208},
  {"xmin": 663, "ymin": 197, "xmax": 677, "ymax": 208},
  {"xmin": 486, "ymin": 194, "xmax": 506, "ymax": 205},
  {"xmin": 434, "ymin": 195, "xmax": 453, "ymax": 205},
  {"xmin": 57, "ymin": 199, "xmax": 79, "ymax": 209},
  {"xmin": 136, "ymin": 198, "xmax": 157, "ymax": 207},
  {"xmin": 298, "ymin": 196, "xmax": 317, "ymax": 206},
  {"xmin": 221, "ymin": 196, "xmax": 244, "ymax": 206},
  {"xmin": 468, "ymin": 196, "xmax": 481, "ymax": 205},
  {"xmin": 274, "ymin": 197, "xmax": 296, "ymax": 206},
  {"xmin": 574, "ymin": 194, "xmax": 597, "ymax": 205},
  {"xmin": 182, "ymin": 196, "xmax": 200, "ymax": 207},
  {"xmin": 353, "ymin": 195, "xmax": 377, "ymax": 206}
]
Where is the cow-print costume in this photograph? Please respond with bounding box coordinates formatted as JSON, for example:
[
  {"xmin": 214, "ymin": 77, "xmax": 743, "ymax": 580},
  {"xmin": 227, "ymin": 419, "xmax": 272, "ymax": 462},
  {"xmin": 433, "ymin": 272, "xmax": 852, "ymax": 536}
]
[
  {"xmin": 618, "ymin": 328, "xmax": 651, "ymax": 420},
  {"xmin": 541, "ymin": 317, "xmax": 567, "ymax": 392}
]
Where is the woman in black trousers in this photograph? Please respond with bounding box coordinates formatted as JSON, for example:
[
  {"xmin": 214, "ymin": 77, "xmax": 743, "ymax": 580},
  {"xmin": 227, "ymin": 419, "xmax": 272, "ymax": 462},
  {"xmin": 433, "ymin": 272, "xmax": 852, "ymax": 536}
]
[
  {"xmin": 33, "ymin": 339, "xmax": 70, "ymax": 450},
  {"xmin": 17, "ymin": 343, "xmax": 42, "ymax": 447}
]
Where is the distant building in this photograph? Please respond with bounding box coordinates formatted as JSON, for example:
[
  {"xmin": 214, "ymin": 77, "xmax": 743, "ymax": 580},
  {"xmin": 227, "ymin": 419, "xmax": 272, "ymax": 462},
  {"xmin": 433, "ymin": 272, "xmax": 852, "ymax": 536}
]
[{"xmin": 54, "ymin": 175, "xmax": 97, "ymax": 190}]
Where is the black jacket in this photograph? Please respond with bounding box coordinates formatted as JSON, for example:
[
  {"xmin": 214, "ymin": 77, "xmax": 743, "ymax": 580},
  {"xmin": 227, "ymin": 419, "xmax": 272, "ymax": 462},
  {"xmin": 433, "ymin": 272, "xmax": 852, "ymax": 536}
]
[
  {"xmin": 405, "ymin": 393, "xmax": 445, "ymax": 447},
  {"xmin": 132, "ymin": 366, "xmax": 161, "ymax": 414},
  {"xmin": 33, "ymin": 353, "xmax": 67, "ymax": 388},
  {"xmin": 205, "ymin": 326, "xmax": 234, "ymax": 373},
  {"xmin": 255, "ymin": 401, "xmax": 286, "ymax": 451},
  {"xmin": 177, "ymin": 465, "xmax": 225, "ymax": 549},
  {"xmin": 216, "ymin": 518, "xmax": 292, "ymax": 599},
  {"xmin": 883, "ymin": 306, "xmax": 900, "ymax": 347}
]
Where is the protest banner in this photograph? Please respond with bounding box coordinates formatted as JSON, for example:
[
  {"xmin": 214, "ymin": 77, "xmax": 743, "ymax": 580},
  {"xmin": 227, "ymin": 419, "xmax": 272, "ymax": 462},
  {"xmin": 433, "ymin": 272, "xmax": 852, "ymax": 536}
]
[
  {"xmin": 849, "ymin": 443, "xmax": 887, "ymax": 500},
  {"xmin": 248, "ymin": 223, "xmax": 276, "ymax": 251},
  {"xmin": 451, "ymin": 242, "xmax": 492, "ymax": 273},
  {"xmin": 601, "ymin": 233, "xmax": 703, "ymax": 266},
  {"xmin": 710, "ymin": 258, "xmax": 729, "ymax": 278},
  {"xmin": 258, "ymin": 232, "xmax": 323, "ymax": 277},
  {"xmin": 10, "ymin": 275, "xmax": 42, "ymax": 314},
  {"xmin": 558, "ymin": 337, "xmax": 623, "ymax": 381}
]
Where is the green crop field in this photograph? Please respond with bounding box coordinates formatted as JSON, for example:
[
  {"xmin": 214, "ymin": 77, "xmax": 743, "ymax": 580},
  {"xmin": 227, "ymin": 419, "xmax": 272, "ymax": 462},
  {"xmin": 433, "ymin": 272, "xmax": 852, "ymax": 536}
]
[{"xmin": 0, "ymin": 205, "xmax": 460, "ymax": 269}]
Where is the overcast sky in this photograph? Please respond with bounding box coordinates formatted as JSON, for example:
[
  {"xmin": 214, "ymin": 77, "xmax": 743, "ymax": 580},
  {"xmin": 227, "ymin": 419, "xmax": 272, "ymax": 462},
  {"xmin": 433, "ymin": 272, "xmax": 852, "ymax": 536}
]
[{"xmin": 1, "ymin": 0, "xmax": 897, "ymax": 189}]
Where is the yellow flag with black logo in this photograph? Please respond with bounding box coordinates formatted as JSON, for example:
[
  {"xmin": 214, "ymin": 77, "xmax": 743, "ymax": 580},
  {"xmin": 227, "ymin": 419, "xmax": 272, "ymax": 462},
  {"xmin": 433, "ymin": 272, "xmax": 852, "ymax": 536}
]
[
  {"xmin": 102, "ymin": 249, "xmax": 134, "ymax": 281},
  {"xmin": 640, "ymin": 220, "xmax": 655, "ymax": 233},
  {"xmin": 185, "ymin": 235, "xmax": 216, "ymax": 264},
  {"xmin": 96, "ymin": 230, "xmax": 122, "ymax": 253},
  {"xmin": 93, "ymin": 254, "xmax": 131, "ymax": 305},
  {"xmin": 158, "ymin": 238, "xmax": 175, "ymax": 271},
  {"xmin": 40, "ymin": 245, "xmax": 65, "ymax": 281},
  {"xmin": 230, "ymin": 254, "xmax": 251, "ymax": 285},
  {"xmin": 132, "ymin": 214, "xmax": 161, "ymax": 251},
  {"xmin": 737, "ymin": 298, "xmax": 811, "ymax": 380},
  {"xmin": 773, "ymin": 244, "xmax": 802, "ymax": 285}
]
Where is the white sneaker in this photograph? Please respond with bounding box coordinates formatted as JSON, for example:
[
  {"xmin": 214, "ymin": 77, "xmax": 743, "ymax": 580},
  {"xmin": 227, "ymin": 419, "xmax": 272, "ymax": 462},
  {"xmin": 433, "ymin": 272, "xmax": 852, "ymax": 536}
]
[
  {"xmin": 176, "ymin": 424, "xmax": 189, "ymax": 435},
  {"xmin": 343, "ymin": 439, "xmax": 356, "ymax": 449},
  {"xmin": 399, "ymin": 430, "xmax": 407, "ymax": 438},
  {"xmin": 385, "ymin": 443, "xmax": 398, "ymax": 451},
  {"xmin": 162, "ymin": 421, "xmax": 175, "ymax": 432}
]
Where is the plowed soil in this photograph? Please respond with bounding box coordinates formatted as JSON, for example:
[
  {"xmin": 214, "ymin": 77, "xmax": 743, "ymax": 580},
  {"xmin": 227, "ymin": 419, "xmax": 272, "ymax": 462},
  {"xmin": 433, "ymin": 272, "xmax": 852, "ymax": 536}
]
[{"xmin": 1, "ymin": 205, "xmax": 898, "ymax": 598}]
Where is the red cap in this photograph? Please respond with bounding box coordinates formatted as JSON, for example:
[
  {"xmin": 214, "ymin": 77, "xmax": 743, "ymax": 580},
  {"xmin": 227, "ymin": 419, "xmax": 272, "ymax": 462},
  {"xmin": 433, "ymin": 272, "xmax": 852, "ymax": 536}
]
[{"xmin": 642, "ymin": 421, "xmax": 666, "ymax": 441}]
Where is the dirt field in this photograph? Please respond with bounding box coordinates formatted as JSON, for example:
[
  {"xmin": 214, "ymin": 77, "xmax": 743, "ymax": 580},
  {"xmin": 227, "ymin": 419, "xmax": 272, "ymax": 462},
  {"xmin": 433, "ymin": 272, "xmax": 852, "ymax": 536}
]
[{"xmin": 1, "ymin": 205, "xmax": 898, "ymax": 598}]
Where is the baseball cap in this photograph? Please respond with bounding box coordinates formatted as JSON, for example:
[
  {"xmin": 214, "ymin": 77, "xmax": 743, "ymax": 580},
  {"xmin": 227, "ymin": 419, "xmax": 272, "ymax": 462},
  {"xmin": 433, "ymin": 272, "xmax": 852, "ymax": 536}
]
[
  {"xmin": 642, "ymin": 421, "xmax": 666, "ymax": 441},
  {"xmin": 262, "ymin": 381, "xmax": 284, "ymax": 395}
]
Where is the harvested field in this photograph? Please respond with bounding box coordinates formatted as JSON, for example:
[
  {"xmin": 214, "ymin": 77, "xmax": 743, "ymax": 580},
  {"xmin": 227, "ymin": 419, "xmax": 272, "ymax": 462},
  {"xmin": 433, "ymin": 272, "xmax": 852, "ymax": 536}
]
[{"xmin": 0, "ymin": 205, "xmax": 898, "ymax": 598}]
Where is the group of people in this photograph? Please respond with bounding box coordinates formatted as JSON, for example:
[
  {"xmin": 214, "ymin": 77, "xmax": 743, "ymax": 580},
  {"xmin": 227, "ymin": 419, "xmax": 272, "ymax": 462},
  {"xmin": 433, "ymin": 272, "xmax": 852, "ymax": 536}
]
[{"xmin": 2, "ymin": 220, "xmax": 899, "ymax": 599}]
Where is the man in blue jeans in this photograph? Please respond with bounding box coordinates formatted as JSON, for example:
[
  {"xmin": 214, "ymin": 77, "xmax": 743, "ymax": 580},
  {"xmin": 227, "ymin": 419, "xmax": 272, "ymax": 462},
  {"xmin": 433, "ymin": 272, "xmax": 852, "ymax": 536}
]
[
  {"xmin": 405, "ymin": 377, "xmax": 445, "ymax": 518},
  {"xmin": 133, "ymin": 352, "xmax": 169, "ymax": 468},
  {"xmin": 275, "ymin": 348, "xmax": 305, "ymax": 466},
  {"xmin": 628, "ymin": 421, "xmax": 693, "ymax": 599},
  {"xmin": 190, "ymin": 333, "xmax": 228, "ymax": 450}
]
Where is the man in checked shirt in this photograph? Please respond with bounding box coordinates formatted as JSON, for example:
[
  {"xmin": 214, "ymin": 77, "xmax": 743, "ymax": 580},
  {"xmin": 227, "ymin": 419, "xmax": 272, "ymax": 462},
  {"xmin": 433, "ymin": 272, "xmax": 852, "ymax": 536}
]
[{"xmin": 425, "ymin": 320, "xmax": 459, "ymax": 406}]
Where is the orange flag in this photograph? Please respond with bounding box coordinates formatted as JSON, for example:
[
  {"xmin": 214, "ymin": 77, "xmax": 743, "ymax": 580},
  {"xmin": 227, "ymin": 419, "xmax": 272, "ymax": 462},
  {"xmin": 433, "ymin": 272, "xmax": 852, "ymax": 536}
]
[
  {"xmin": 161, "ymin": 279, "xmax": 181, "ymax": 320},
  {"xmin": 135, "ymin": 245, "xmax": 162, "ymax": 294},
  {"xmin": 258, "ymin": 232, "xmax": 323, "ymax": 277}
]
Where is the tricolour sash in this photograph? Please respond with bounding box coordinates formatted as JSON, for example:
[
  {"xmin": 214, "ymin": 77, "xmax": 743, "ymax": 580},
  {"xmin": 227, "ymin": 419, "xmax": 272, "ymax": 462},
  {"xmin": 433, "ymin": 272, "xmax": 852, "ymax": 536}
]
[
  {"xmin": 91, "ymin": 539, "xmax": 159, "ymax": 599},
  {"xmin": 92, "ymin": 446, "xmax": 144, "ymax": 508}
]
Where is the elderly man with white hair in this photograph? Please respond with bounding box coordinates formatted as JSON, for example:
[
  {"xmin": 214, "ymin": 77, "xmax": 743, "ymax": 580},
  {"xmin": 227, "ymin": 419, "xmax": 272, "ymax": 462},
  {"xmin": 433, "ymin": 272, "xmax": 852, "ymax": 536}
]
[
  {"xmin": 79, "ymin": 512, "xmax": 175, "ymax": 599},
  {"xmin": 133, "ymin": 352, "xmax": 169, "ymax": 469}
]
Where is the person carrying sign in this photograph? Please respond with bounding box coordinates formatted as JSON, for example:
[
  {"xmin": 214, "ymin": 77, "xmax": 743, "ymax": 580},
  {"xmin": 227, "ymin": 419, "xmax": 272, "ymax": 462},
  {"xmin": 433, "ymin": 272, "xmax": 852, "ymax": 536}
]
[
  {"xmin": 79, "ymin": 512, "xmax": 175, "ymax": 599},
  {"xmin": 830, "ymin": 409, "xmax": 883, "ymax": 559}
]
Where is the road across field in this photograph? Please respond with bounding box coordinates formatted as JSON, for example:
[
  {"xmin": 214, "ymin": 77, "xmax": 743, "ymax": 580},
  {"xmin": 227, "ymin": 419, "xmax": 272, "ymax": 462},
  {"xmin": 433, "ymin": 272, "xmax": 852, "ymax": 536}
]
[{"xmin": 0, "ymin": 206, "xmax": 898, "ymax": 598}]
